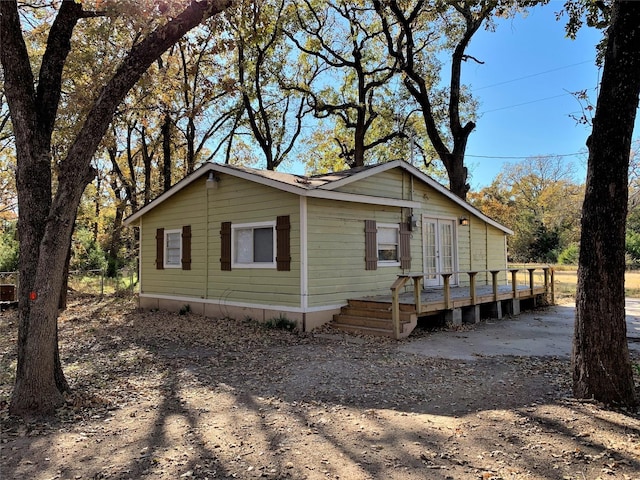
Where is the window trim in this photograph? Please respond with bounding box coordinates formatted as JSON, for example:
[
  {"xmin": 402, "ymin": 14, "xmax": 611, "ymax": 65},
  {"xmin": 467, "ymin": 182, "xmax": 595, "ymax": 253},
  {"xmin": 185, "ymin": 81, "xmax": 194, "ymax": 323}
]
[
  {"xmin": 231, "ymin": 220, "xmax": 277, "ymax": 269},
  {"xmin": 377, "ymin": 223, "xmax": 401, "ymax": 267},
  {"xmin": 163, "ymin": 229, "xmax": 182, "ymax": 269}
]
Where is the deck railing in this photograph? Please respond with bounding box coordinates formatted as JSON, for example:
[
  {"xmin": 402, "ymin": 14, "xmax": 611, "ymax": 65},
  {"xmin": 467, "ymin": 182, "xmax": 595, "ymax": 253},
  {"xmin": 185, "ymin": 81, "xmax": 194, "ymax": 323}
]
[{"xmin": 390, "ymin": 267, "xmax": 554, "ymax": 340}]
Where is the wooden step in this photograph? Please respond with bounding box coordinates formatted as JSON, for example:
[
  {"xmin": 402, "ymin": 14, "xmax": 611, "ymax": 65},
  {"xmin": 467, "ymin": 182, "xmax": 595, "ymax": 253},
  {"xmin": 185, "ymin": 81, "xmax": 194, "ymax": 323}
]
[
  {"xmin": 333, "ymin": 315, "xmax": 397, "ymax": 330},
  {"xmin": 331, "ymin": 301, "xmax": 418, "ymax": 339},
  {"xmin": 338, "ymin": 306, "xmax": 415, "ymax": 321},
  {"xmin": 347, "ymin": 299, "xmax": 415, "ymax": 312},
  {"xmin": 331, "ymin": 324, "xmax": 397, "ymax": 338}
]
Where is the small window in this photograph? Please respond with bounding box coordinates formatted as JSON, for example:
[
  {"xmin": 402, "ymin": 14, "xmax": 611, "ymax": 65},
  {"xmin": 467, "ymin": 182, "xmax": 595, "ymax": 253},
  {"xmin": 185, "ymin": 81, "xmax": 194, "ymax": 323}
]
[
  {"xmin": 377, "ymin": 224, "xmax": 400, "ymax": 266},
  {"xmin": 232, "ymin": 221, "xmax": 276, "ymax": 268},
  {"xmin": 164, "ymin": 229, "xmax": 182, "ymax": 268}
]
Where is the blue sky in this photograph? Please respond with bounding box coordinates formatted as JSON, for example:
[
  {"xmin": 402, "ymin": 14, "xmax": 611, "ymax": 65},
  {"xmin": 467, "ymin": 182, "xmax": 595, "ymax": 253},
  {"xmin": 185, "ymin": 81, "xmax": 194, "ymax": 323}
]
[{"xmin": 463, "ymin": 2, "xmax": 608, "ymax": 189}]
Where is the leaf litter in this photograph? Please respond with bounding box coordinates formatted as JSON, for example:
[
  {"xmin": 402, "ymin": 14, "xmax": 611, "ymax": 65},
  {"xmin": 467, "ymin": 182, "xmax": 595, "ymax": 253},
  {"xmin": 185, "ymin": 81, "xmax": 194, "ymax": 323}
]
[{"xmin": 1, "ymin": 295, "xmax": 639, "ymax": 479}]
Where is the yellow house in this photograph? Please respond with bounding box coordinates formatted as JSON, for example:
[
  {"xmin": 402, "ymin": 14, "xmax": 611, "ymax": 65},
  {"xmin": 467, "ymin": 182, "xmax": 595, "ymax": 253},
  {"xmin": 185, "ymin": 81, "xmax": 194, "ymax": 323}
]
[{"xmin": 124, "ymin": 160, "xmax": 513, "ymax": 331}]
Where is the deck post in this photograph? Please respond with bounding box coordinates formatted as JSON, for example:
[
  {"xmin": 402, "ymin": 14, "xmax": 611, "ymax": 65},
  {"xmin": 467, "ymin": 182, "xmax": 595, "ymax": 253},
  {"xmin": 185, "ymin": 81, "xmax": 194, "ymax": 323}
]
[
  {"xmin": 490, "ymin": 270, "xmax": 499, "ymax": 301},
  {"xmin": 509, "ymin": 269, "xmax": 519, "ymax": 299},
  {"xmin": 390, "ymin": 276, "xmax": 408, "ymax": 340},
  {"xmin": 543, "ymin": 267, "xmax": 550, "ymax": 302},
  {"xmin": 391, "ymin": 287, "xmax": 401, "ymax": 340},
  {"xmin": 442, "ymin": 273, "xmax": 452, "ymax": 309},
  {"xmin": 412, "ymin": 275, "xmax": 422, "ymax": 314},
  {"xmin": 527, "ymin": 268, "xmax": 536, "ymax": 296},
  {"xmin": 468, "ymin": 271, "xmax": 478, "ymax": 305}
]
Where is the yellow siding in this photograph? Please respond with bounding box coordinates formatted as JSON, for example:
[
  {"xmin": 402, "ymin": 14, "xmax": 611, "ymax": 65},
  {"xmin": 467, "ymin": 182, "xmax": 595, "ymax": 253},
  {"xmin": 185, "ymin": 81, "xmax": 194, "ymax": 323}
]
[
  {"xmin": 140, "ymin": 181, "xmax": 208, "ymax": 298},
  {"xmin": 409, "ymin": 179, "xmax": 508, "ymax": 286},
  {"xmin": 332, "ymin": 168, "xmax": 410, "ymax": 200},
  {"xmin": 141, "ymin": 174, "xmax": 301, "ymax": 307},
  {"xmin": 306, "ymin": 167, "xmax": 509, "ymax": 305},
  {"xmin": 206, "ymin": 174, "xmax": 301, "ymax": 307},
  {"xmin": 138, "ymin": 164, "xmax": 509, "ymax": 312},
  {"xmin": 306, "ymin": 198, "xmax": 407, "ymax": 306}
]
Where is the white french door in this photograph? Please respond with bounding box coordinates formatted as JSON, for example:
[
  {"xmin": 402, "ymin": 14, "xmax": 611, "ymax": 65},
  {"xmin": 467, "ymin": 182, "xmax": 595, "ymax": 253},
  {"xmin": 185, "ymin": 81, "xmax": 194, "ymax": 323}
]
[{"xmin": 422, "ymin": 216, "xmax": 457, "ymax": 287}]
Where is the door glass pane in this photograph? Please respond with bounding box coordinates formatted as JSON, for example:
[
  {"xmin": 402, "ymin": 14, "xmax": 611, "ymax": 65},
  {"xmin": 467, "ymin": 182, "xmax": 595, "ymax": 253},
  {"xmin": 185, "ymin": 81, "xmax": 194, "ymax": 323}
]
[
  {"xmin": 253, "ymin": 227, "xmax": 274, "ymax": 262},
  {"xmin": 440, "ymin": 223, "xmax": 453, "ymax": 272},
  {"xmin": 424, "ymin": 221, "xmax": 437, "ymax": 279}
]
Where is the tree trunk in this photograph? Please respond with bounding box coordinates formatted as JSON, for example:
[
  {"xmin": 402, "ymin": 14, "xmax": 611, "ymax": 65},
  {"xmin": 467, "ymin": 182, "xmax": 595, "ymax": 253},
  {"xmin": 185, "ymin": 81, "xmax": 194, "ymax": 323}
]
[
  {"xmin": 3, "ymin": 0, "xmax": 233, "ymax": 416},
  {"xmin": 186, "ymin": 116, "xmax": 196, "ymax": 174},
  {"xmin": 573, "ymin": 0, "xmax": 640, "ymax": 408},
  {"xmin": 162, "ymin": 112, "xmax": 172, "ymax": 192},
  {"xmin": 141, "ymin": 126, "xmax": 153, "ymax": 205},
  {"xmin": 443, "ymin": 151, "xmax": 469, "ymax": 201}
]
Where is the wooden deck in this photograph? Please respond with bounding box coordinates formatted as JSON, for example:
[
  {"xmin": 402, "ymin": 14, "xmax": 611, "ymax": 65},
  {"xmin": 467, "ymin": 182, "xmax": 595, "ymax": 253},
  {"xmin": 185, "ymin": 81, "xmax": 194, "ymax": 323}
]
[
  {"xmin": 362, "ymin": 282, "xmax": 547, "ymax": 312},
  {"xmin": 332, "ymin": 267, "xmax": 554, "ymax": 339}
]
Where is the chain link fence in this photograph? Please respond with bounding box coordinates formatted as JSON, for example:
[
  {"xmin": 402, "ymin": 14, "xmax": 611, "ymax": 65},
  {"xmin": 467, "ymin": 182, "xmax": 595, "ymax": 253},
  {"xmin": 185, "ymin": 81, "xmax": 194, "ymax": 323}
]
[{"xmin": 0, "ymin": 268, "xmax": 137, "ymax": 301}]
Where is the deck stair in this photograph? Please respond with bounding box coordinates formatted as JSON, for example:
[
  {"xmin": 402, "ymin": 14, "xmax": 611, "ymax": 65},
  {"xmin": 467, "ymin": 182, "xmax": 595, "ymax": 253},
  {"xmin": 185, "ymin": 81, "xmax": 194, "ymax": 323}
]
[{"xmin": 332, "ymin": 299, "xmax": 417, "ymax": 338}]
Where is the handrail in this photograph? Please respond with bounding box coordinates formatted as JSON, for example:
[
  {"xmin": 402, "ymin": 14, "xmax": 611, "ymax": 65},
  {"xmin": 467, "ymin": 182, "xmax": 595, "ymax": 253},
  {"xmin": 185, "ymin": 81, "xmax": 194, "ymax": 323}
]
[{"xmin": 390, "ymin": 266, "xmax": 554, "ymax": 338}]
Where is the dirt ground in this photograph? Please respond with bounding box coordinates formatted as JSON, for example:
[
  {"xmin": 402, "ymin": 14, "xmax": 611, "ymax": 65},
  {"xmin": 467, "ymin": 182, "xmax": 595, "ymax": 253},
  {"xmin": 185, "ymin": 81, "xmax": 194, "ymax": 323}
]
[{"xmin": 1, "ymin": 296, "xmax": 639, "ymax": 480}]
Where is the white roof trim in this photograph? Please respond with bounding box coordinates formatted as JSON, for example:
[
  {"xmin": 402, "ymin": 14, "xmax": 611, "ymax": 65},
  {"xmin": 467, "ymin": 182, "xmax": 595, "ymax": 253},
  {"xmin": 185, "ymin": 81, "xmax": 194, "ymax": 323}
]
[
  {"xmin": 307, "ymin": 189, "xmax": 420, "ymax": 208},
  {"xmin": 318, "ymin": 159, "xmax": 512, "ymax": 234},
  {"xmin": 399, "ymin": 162, "xmax": 512, "ymax": 234},
  {"xmin": 124, "ymin": 161, "xmax": 512, "ymax": 235},
  {"xmin": 317, "ymin": 159, "xmax": 404, "ymax": 190}
]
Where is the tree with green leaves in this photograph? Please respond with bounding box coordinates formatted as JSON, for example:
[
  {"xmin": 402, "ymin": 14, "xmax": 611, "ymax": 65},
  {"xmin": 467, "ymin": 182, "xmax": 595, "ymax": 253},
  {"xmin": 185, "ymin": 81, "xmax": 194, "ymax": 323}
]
[
  {"xmin": 0, "ymin": 0, "xmax": 232, "ymax": 416},
  {"xmin": 469, "ymin": 155, "xmax": 583, "ymax": 263}
]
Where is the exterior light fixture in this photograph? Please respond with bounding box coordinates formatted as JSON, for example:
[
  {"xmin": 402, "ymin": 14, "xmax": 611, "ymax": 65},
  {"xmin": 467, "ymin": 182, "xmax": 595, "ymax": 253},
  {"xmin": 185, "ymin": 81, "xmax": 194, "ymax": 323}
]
[
  {"xmin": 206, "ymin": 171, "xmax": 219, "ymax": 190},
  {"xmin": 459, "ymin": 216, "xmax": 469, "ymax": 226}
]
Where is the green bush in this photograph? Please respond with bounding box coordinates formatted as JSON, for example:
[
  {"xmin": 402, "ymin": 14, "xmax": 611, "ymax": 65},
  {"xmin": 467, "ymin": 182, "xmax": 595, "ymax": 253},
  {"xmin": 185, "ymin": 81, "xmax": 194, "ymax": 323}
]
[
  {"xmin": 71, "ymin": 227, "xmax": 106, "ymax": 271},
  {"xmin": 264, "ymin": 315, "xmax": 297, "ymax": 331},
  {"xmin": 0, "ymin": 221, "xmax": 18, "ymax": 272},
  {"xmin": 626, "ymin": 230, "xmax": 640, "ymax": 261},
  {"xmin": 558, "ymin": 243, "xmax": 580, "ymax": 265}
]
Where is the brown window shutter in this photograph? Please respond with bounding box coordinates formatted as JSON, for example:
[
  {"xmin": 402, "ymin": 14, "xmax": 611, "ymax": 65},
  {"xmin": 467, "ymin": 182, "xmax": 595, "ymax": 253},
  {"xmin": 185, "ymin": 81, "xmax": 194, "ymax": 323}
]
[
  {"xmin": 276, "ymin": 215, "xmax": 291, "ymax": 271},
  {"xmin": 400, "ymin": 223, "xmax": 411, "ymax": 270},
  {"xmin": 181, "ymin": 225, "xmax": 192, "ymax": 270},
  {"xmin": 220, "ymin": 222, "xmax": 232, "ymax": 271},
  {"xmin": 365, "ymin": 220, "xmax": 377, "ymax": 271},
  {"xmin": 156, "ymin": 228, "xmax": 164, "ymax": 270}
]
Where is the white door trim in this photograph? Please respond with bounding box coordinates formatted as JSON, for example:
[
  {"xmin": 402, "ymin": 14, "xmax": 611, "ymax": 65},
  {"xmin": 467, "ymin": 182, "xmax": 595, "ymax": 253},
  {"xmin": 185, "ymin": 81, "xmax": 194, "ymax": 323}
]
[{"xmin": 422, "ymin": 215, "xmax": 459, "ymax": 287}]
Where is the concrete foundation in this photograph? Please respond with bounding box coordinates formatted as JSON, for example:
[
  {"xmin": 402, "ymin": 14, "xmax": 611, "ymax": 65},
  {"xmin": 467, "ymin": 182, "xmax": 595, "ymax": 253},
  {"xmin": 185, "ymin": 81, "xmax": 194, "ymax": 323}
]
[
  {"xmin": 482, "ymin": 301, "xmax": 503, "ymax": 320},
  {"xmin": 462, "ymin": 305, "xmax": 481, "ymax": 324},
  {"xmin": 502, "ymin": 298, "xmax": 521, "ymax": 316},
  {"xmin": 445, "ymin": 308, "xmax": 462, "ymax": 326},
  {"xmin": 138, "ymin": 295, "xmax": 339, "ymax": 332}
]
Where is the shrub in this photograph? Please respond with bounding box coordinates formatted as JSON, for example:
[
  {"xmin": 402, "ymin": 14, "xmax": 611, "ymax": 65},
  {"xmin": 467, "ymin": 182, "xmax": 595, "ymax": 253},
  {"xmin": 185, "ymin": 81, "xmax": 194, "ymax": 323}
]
[
  {"xmin": 558, "ymin": 243, "xmax": 580, "ymax": 265},
  {"xmin": 264, "ymin": 315, "xmax": 297, "ymax": 331},
  {"xmin": 626, "ymin": 230, "xmax": 640, "ymax": 261},
  {"xmin": 71, "ymin": 227, "xmax": 106, "ymax": 271},
  {"xmin": 0, "ymin": 221, "xmax": 18, "ymax": 272}
]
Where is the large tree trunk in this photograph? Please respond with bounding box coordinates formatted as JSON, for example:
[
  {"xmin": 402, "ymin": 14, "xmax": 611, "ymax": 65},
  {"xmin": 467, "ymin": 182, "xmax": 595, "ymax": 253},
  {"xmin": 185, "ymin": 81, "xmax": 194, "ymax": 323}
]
[
  {"xmin": 2, "ymin": 0, "xmax": 232, "ymax": 416},
  {"xmin": 573, "ymin": 0, "xmax": 640, "ymax": 408}
]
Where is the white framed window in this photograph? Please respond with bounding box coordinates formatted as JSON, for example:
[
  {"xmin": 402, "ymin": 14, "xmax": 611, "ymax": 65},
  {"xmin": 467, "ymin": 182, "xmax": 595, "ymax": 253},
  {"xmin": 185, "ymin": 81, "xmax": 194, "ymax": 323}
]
[
  {"xmin": 232, "ymin": 221, "xmax": 276, "ymax": 268},
  {"xmin": 164, "ymin": 229, "xmax": 182, "ymax": 268},
  {"xmin": 377, "ymin": 223, "xmax": 400, "ymax": 266}
]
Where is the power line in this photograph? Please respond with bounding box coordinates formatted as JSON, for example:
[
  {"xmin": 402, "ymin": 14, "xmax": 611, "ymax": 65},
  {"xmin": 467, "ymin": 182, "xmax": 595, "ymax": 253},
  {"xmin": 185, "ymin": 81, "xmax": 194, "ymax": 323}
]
[
  {"xmin": 481, "ymin": 93, "xmax": 573, "ymax": 114},
  {"xmin": 473, "ymin": 60, "xmax": 594, "ymax": 91},
  {"xmin": 478, "ymin": 86, "xmax": 598, "ymax": 115},
  {"xmin": 466, "ymin": 151, "xmax": 586, "ymax": 160}
]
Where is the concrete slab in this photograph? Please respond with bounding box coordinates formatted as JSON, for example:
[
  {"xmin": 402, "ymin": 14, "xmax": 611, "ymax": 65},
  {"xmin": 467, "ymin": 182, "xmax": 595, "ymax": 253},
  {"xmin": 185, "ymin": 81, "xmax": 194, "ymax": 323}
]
[{"xmin": 399, "ymin": 300, "xmax": 640, "ymax": 360}]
